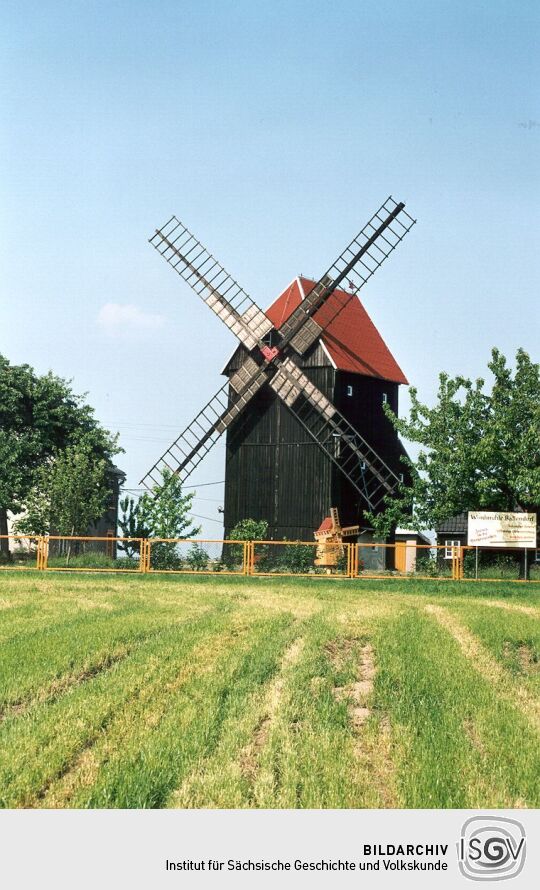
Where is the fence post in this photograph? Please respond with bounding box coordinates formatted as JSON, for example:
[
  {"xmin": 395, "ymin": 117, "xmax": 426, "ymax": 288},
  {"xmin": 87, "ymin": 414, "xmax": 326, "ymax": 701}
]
[
  {"xmin": 452, "ymin": 545, "xmax": 464, "ymax": 581},
  {"xmin": 139, "ymin": 539, "xmax": 144, "ymax": 573},
  {"xmin": 37, "ymin": 536, "xmax": 48, "ymax": 571},
  {"xmin": 139, "ymin": 539, "xmax": 150, "ymax": 573}
]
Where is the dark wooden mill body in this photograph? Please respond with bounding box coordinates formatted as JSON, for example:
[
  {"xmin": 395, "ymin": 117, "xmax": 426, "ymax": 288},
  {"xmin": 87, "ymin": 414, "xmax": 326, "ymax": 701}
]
[
  {"xmin": 222, "ymin": 277, "xmax": 410, "ymax": 541},
  {"xmin": 140, "ymin": 197, "xmax": 416, "ymax": 552}
]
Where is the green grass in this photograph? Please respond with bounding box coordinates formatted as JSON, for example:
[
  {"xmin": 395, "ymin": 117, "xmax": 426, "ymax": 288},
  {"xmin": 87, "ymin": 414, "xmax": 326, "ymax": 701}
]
[{"xmin": 0, "ymin": 571, "xmax": 538, "ymax": 808}]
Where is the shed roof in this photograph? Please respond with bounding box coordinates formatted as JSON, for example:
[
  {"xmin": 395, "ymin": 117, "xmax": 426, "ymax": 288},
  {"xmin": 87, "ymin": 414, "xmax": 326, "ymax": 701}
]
[
  {"xmin": 435, "ymin": 513, "xmax": 468, "ymax": 535},
  {"xmin": 266, "ymin": 277, "xmax": 408, "ymax": 385}
]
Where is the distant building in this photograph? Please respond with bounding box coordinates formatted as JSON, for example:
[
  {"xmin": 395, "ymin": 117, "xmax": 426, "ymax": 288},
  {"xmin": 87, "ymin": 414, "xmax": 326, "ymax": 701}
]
[
  {"xmin": 435, "ymin": 512, "xmax": 540, "ymax": 567},
  {"xmin": 394, "ymin": 527, "xmax": 432, "ymax": 573},
  {"xmin": 434, "ymin": 513, "xmax": 468, "ymax": 565}
]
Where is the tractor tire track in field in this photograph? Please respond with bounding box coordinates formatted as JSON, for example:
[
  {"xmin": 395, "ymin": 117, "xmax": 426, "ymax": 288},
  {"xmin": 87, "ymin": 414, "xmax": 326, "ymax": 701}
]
[
  {"xmin": 38, "ymin": 617, "xmax": 253, "ymax": 808},
  {"xmin": 329, "ymin": 639, "xmax": 398, "ymax": 807},
  {"xmin": 474, "ymin": 600, "xmax": 539, "ymax": 617},
  {"xmin": 425, "ymin": 605, "xmax": 540, "ymax": 731},
  {"xmin": 0, "ymin": 647, "xmax": 132, "ymax": 724},
  {"xmin": 239, "ymin": 636, "xmax": 305, "ymax": 782},
  {"xmin": 332, "ymin": 641, "xmax": 376, "ymax": 729},
  {"xmin": 0, "ymin": 605, "xmax": 219, "ymax": 724}
]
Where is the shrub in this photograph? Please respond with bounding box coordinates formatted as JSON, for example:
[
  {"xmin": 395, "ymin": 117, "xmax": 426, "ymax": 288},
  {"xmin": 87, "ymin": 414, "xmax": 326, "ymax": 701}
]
[
  {"xmin": 225, "ymin": 518, "xmax": 269, "ymax": 568},
  {"xmin": 415, "ymin": 554, "xmax": 446, "ymax": 577},
  {"xmin": 279, "ymin": 543, "xmax": 314, "ymax": 574},
  {"xmin": 149, "ymin": 541, "xmax": 181, "ymax": 571},
  {"xmin": 185, "ymin": 544, "xmax": 209, "ymax": 572}
]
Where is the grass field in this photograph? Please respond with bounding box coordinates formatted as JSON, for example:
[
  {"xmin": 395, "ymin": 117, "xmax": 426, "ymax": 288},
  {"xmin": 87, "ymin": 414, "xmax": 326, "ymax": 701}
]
[{"xmin": 0, "ymin": 571, "xmax": 538, "ymax": 809}]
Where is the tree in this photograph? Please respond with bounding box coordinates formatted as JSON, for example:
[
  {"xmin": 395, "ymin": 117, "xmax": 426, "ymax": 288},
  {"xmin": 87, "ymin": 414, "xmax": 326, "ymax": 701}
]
[
  {"xmin": 368, "ymin": 348, "xmax": 540, "ymax": 536},
  {"xmin": 16, "ymin": 445, "xmax": 111, "ymax": 533},
  {"xmin": 0, "ymin": 354, "xmax": 119, "ymax": 552},
  {"xmin": 119, "ymin": 469, "xmax": 201, "ymax": 569},
  {"xmin": 117, "ymin": 496, "xmax": 150, "ymax": 558}
]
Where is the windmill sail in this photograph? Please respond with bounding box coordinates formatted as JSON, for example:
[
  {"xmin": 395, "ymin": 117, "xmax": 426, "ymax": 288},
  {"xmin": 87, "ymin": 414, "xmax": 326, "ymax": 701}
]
[
  {"xmin": 139, "ymin": 368, "xmax": 269, "ymax": 490},
  {"xmin": 149, "ymin": 217, "xmax": 273, "ymax": 350},
  {"xmin": 277, "ymin": 196, "xmax": 415, "ymax": 354}
]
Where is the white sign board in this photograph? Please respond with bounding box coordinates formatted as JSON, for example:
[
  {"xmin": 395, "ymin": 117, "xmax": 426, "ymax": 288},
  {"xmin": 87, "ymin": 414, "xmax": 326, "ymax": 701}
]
[{"xmin": 467, "ymin": 511, "xmax": 537, "ymax": 548}]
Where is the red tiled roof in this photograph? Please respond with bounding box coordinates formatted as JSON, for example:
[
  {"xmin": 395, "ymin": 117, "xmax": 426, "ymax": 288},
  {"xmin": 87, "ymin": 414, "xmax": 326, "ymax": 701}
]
[
  {"xmin": 265, "ymin": 277, "xmax": 408, "ymax": 385},
  {"xmin": 316, "ymin": 516, "xmax": 333, "ymax": 534}
]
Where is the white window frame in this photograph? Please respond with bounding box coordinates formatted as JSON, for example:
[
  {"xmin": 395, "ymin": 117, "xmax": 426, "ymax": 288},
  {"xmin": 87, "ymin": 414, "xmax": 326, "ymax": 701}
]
[
  {"xmin": 382, "ymin": 392, "xmax": 388, "ymax": 404},
  {"xmin": 444, "ymin": 539, "xmax": 461, "ymax": 559},
  {"xmin": 346, "ymin": 385, "xmax": 353, "ymax": 397}
]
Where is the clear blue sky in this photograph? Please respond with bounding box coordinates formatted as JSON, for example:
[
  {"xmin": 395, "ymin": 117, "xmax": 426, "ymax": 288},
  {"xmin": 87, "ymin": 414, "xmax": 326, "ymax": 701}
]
[{"xmin": 2, "ymin": 0, "xmax": 538, "ymax": 536}]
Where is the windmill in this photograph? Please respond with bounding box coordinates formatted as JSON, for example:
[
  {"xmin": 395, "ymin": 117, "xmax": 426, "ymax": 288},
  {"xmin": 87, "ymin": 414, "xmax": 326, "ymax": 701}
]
[
  {"xmin": 314, "ymin": 507, "xmax": 360, "ymax": 569},
  {"xmin": 140, "ymin": 197, "xmax": 415, "ymax": 545}
]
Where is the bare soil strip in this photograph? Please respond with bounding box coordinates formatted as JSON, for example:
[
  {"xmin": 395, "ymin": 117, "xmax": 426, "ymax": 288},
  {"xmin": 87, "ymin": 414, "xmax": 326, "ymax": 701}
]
[
  {"xmin": 239, "ymin": 637, "xmax": 304, "ymax": 780},
  {"xmin": 332, "ymin": 642, "xmax": 375, "ymax": 728},
  {"xmin": 425, "ymin": 604, "xmax": 540, "ymax": 730},
  {"xmin": 330, "ymin": 639, "xmax": 397, "ymax": 806}
]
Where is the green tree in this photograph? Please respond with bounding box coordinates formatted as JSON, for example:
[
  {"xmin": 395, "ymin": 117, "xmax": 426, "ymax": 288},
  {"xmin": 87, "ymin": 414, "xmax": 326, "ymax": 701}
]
[
  {"xmin": 16, "ymin": 445, "xmax": 111, "ymax": 563},
  {"xmin": 133, "ymin": 469, "xmax": 201, "ymax": 569},
  {"xmin": 0, "ymin": 354, "xmax": 119, "ymax": 552},
  {"xmin": 368, "ymin": 348, "xmax": 540, "ymax": 536},
  {"xmin": 117, "ymin": 496, "xmax": 151, "ymax": 558}
]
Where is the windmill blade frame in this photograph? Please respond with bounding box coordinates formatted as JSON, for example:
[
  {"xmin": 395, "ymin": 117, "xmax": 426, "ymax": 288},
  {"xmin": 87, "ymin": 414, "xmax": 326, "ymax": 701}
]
[
  {"xmin": 276, "ymin": 196, "xmax": 416, "ymax": 354},
  {"xmin": 139, "ymin": 370, "xmax": 269, "ymax": 490},
  {"xmin": 149, "ymin": 217, "xmax": 273, "ymax": 352}
]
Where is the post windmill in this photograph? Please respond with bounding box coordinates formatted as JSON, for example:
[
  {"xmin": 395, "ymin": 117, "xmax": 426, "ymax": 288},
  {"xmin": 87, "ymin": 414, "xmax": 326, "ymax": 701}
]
[{"xmin": 140, "ymin": 197, "xmax": 415, "ymax": 553}]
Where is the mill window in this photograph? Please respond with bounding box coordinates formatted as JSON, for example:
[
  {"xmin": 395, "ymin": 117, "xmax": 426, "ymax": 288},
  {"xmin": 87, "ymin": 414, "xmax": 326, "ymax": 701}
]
[
  {"xmin": 346, "ymin": 385, "xmax": 353, "ymax": 396},
  {"xmin": 382, "ymin": 392, "xmax": 388, "ymax": 404}
]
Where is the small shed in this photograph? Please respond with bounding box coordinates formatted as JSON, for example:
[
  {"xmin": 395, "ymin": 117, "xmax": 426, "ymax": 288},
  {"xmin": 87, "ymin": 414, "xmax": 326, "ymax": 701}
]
[
  {"xmin": 394, "ymin": 527, "xmax": 432, "ymax": 572},
  {"xmin": 434, "ymin": 513, "xmax": 468, "ymax": 566}
]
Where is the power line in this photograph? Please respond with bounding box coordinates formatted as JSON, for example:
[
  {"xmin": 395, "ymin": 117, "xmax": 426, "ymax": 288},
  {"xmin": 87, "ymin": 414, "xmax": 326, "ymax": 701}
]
[
  {"xmin": 191, "ymin": 513, "xmax": 224, "ymax": 524},
  {"xmin": 122, "ymin": 480, "xmax": 224, "ymax": 493}
]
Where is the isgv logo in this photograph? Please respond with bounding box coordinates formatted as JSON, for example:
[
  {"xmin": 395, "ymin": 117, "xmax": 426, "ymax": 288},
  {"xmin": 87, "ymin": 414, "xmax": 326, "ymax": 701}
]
[{"xmin": 458, "ymin": 816, "xmax": 526, "ymax": 881}]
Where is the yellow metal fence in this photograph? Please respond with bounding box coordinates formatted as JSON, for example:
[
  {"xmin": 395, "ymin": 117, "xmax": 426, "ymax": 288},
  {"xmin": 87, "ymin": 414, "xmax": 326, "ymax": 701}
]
[{"xmin": 0, "ymin": 536, "xmax": 538, "ymax": 582}]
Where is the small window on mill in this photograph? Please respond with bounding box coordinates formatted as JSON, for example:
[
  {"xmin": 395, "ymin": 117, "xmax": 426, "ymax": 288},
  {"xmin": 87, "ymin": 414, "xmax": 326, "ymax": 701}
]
[
  {"xmin": 382, "ymin": 392, "xmax": 388, "ymax": 404},
  {"xmin": 346, "ymin": 385, "xmax": 353, "ymax": 397}
]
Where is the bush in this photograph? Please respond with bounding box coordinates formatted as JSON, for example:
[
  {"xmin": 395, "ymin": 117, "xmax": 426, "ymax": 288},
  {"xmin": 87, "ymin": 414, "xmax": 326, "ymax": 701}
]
[
  {"xmin": 149, "ymin": 541, "xmax": 181, "ymax": 571},
  {"xmin": 279, "ymin": 543, "xmax": 314, "ymax": 574},
  {"xmin": 185, "ymin": 544, "xmax": 209, "ymax": 571},
  {"xmin": 415, "ymin": 554, "xmax": 447, "ymax": 577},
  {"xmin": 225, "ymin": 518, "xmax": 269, "ymax": 569}
]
